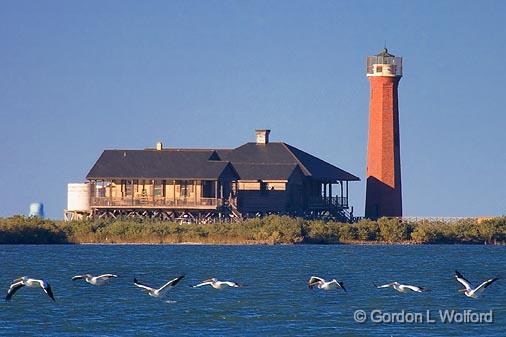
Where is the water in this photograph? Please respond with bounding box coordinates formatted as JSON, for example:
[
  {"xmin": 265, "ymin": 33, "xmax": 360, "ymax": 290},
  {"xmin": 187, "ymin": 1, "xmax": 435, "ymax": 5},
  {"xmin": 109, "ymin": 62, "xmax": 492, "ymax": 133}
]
[{"xmin": 0, "ymin": 245, "xmax": 504, "ymax": 336}]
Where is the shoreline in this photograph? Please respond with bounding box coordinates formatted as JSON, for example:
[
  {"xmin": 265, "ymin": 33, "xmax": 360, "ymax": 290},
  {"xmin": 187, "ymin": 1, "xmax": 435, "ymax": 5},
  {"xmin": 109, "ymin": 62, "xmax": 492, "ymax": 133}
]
[
  {"xmin": 1, "ymin": 215, "xmax": 505, "ymax": 245},
  {"xmin": 2, "ymin": 240, "xmax": 505, "ymax": 246}
]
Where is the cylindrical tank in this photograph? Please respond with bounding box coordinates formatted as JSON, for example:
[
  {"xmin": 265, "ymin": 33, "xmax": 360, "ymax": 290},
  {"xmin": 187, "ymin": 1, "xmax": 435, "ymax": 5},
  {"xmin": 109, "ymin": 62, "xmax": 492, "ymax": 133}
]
[
  {"xmin": 67, "ymin": 183, "xmax": 91, "ymax": 211},
  {"xmin": 29, "ymin": 203, "xmax": 44, "ymax": 218}
]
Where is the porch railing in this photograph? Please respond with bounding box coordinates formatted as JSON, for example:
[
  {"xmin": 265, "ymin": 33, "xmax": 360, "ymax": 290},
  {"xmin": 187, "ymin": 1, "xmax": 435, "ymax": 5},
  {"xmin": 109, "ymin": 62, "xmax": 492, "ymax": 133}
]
[
  {"xmin": 90, "ymin": 196, "xmax": 222, "ymax": 208},
  {"xmin": 308, "ymin": 196, "xmax": 348, "ymax": 209}
]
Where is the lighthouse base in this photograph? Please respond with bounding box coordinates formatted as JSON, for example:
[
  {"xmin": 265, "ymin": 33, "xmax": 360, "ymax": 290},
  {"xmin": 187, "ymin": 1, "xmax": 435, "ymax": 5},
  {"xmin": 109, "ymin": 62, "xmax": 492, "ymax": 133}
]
[{"xmin": 365, "ymin": 176, "xmax": 402, "ymax": 219}]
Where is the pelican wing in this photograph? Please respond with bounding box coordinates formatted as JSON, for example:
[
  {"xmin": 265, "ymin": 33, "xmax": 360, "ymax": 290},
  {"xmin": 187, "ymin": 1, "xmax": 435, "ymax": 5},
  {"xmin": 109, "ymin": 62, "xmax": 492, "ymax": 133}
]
[
  {"xmin": 455, "ymin": 271, "xmax": 473, "ymax": 291},
  {"xmin": 96, "ymin": 274, "xmax": 118, "ymax": 280},
  {"xmin": 333, "ymin": 280, "xmax": 346, "ymax": 292},
  {"xmin": 133, "ymin": 278, "xmax": 155, "ymax": 292},
  {"xmin": 72, "ymin": 275, "xmax": 86, "ymax": 281},
  {"xmin": 474, "ymin": 277, "xmax": 499, "ymax": 293},
  {"xmin": 375, "ymin": 282, "xmax": 395, "ymax": 289},
  {"xmin": 5, "ymin": 281, "xmax": 25, "ymax": 301},
  {"xmin": 42, "ymin": 284, "xmax": 56, "ymax": 301},
  {"xmin": 192, "ymin": 281, "xmax": 212, "ymax": 288},
  {"xmin": 402, "ymin": 285, "xmax": 427, "ymax": 293},
  {"xmin": 222, "ymin": 281, "xmax": 241, "ymax": 288},
  {"xmin": 308, "ymin": 276, "xmax": 325, "ymax": 285},
  {"xmin": 158, "ymin": 275, "xmax": 185, "ymax": 292}
]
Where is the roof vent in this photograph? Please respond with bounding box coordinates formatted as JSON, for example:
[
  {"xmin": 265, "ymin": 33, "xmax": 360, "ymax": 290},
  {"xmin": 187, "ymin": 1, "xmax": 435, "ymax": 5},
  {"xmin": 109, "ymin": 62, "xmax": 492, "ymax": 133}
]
[
  {"xmin": 156, "ymin": 141, "xmax": 163, "ymax": 151},
  {"xmin": 255, "ymin": 129, "xmax": 270, "ymax": 145}
]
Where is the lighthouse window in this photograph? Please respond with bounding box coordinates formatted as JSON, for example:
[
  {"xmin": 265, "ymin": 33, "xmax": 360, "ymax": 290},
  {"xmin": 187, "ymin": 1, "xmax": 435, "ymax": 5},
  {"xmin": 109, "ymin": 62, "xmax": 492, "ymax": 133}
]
[{"xmin": 376, "ymin": 66, "xmax": 383, "ymax": 72}]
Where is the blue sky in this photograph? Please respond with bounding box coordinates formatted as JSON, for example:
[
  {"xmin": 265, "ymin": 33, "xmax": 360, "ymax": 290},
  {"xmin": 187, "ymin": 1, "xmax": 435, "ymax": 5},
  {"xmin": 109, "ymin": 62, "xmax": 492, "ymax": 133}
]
[{"xmin": 1, "ymin": 0, "xmax": 505, "ymax": 219}]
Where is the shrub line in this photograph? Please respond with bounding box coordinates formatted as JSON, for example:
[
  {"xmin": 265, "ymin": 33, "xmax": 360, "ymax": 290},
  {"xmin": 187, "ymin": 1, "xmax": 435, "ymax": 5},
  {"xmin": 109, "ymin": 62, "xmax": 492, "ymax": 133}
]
[{"xmin": 0, "ymin": 215, "xmax": 505, "ymax": 245}]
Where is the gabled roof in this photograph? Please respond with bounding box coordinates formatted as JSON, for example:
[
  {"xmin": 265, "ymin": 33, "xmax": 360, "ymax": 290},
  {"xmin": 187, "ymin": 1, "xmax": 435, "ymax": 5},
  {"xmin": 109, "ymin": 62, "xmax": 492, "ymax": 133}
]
[
  {"xmin": 283, "ymin": 143, "xmax": 359, "ymax": 181},
  {"xmin": 219, "ymin": 142, "xmax": 359, "ymax": 181},
  {"xmin": 86, "ymin": 149, "xmax": 233, "ymax": 180},
  {"xmin": 86, "ymin": 140, "xmax": 359, "ymax": 182},
  {"xmin": 232, "ymin": 163, "xmax": 299, "ymax": 181}
]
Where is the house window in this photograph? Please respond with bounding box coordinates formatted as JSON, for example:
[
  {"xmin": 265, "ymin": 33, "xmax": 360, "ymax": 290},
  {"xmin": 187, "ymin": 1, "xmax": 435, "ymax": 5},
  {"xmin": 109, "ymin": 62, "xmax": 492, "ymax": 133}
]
[
  {"xmin": 154, "ymin": 180, "xmax": 164, "ymax": 197},
  {"xmin": 123, "ymin": 180, "xmax": 133, "ymax": 197},
  {"xmin": 202, "ymin": 180, "xmax": 214, "ymax": 198},
  {"xmin": 95, "ymin": 184, "xmax": 106, "ymax": 198},
  {"xmin": 180, "ymin": 180, "xmax": 194, "ymax": 197}
]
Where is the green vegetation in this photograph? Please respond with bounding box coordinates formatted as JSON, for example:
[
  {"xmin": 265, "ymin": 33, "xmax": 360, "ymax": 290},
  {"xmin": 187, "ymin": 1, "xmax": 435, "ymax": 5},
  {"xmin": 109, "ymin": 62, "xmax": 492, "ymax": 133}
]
[{"xmin": 0, "ymin": 215, "xmax": 505, "ymax": 245}]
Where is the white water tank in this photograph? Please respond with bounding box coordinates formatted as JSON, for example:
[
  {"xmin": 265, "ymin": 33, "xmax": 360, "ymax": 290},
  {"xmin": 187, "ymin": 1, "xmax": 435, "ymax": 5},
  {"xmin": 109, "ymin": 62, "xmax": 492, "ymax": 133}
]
[
  {"xmin": 29, "ymin": 203, "xmax": 44, "ymax": 218},
  {"xmin": 67, "ymin": 183, "xmax": 91, "ymax": 211}
]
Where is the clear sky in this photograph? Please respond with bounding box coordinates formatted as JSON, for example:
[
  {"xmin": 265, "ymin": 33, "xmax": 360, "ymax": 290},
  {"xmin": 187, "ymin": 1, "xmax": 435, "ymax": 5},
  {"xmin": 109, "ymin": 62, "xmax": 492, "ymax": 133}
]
[{"xmin": 1, "ymin": 0, "xmax": 505, "ymax": 219}]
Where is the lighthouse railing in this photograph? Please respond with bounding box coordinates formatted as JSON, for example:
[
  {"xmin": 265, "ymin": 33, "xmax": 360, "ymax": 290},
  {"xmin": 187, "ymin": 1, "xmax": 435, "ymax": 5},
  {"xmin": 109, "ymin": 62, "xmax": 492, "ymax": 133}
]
[{"xmin": 367, "ymin": 56, "xmax": 403, "ymax": 76}]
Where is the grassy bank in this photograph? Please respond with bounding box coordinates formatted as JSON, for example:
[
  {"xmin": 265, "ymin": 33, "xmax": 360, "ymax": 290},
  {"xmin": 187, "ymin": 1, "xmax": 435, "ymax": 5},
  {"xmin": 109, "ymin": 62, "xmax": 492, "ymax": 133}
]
[{"xmin": 0, "ymin": 215, "xmax": 505, "ymax": 245}]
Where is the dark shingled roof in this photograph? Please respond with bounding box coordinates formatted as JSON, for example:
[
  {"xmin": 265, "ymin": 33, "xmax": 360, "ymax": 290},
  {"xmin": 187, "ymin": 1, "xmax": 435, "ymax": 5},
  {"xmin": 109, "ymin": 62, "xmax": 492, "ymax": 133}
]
[
  {"xmin": 219, "ymin": 142, "xmax": 359, "ymax": 181},
  {"xmin": 86, "ymin": 149, "xmax": 233, "ymax": 180},
  {"xmin": 283, "ymin": 143, "xmax": 359, "ymax": 181},
  {"xmin": 86, "ymin": 141, "xmax": 359, "ymax": 182},
  {"xmin": 232, "ymin": 163, "xmax": 299, "ymax": 180}
]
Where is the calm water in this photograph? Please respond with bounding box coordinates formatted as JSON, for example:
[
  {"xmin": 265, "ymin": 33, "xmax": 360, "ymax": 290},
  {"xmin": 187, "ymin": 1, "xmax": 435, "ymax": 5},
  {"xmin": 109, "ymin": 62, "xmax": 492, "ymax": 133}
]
[{"xmin": 0, "ymin": 244, "xmax": 504, "ymax": 336}]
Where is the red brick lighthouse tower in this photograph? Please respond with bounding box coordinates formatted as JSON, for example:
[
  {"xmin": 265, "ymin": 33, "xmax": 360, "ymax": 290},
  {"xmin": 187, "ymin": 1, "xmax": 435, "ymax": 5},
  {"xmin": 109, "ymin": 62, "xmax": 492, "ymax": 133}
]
[{"xmin": 365, "ymin": 48, "xmax": 403, "ymax": 219}]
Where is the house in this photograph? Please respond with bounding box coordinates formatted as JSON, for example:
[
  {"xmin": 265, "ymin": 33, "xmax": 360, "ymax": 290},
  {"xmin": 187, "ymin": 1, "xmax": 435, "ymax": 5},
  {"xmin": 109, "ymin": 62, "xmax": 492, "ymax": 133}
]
[{"xmin": 83, "ymin": 130, "xmax": 359, "ymax": 222}]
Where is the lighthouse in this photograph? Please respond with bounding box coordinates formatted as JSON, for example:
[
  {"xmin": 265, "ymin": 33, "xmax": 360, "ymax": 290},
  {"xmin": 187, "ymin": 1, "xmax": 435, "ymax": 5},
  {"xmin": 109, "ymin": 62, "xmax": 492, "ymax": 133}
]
[{"xmin": 365, "ymin": 48, "xmax": 403, "ymax": 219}]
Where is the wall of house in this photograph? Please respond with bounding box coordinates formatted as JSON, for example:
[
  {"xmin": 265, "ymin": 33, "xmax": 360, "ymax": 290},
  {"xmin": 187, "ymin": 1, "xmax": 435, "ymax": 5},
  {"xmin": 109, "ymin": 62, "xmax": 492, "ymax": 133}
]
[
  {"xmin": 236, "ymin": 180, "xmax": 289, "ymax": 213},
  {"xmin": 94, "ymin": 180, "xmax": 213, "ymax": 201}
]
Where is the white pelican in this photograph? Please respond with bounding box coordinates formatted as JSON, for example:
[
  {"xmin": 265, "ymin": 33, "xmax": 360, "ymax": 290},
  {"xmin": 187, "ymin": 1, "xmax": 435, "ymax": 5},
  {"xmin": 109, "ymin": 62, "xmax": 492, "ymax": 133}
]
[
  {"xmin": 134, "ymin": 275, "xmax": 185, "ymax": 297},
  {"xmin": 72, "ymin": 274, "xmax": 118, "ymax": 285},
  {"xmin": 455, "ymin": 270, "xmax": 499, "ymax": 298},
  {"xmin": 192, "ymin": 278, "xmax": 242, "ymax": 289},
  {"xmin": 308, "ymin": 276, "xmax": 346, "ymax": 291},
  {"xmin": 5, "ymin": 276, "xmax": 55, "ymax": 301},
  {"xmin": 375, "ymin": 282, "xmax": 428, "ymax": 293}
]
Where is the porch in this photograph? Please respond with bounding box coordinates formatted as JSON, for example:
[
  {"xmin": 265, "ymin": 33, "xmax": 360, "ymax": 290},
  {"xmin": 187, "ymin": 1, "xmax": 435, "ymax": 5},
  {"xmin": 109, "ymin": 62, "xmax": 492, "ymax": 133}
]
[
  {"xmin": 306, "ymin": 180, "xmax": 350, "ymax": 210},
  {"xmin": 90, "ymin": 196, "xmax": 222, "ymax": 209},
  {"xmin": 89, "ymin": 179, "xmax": 227, "ymax": 210}
]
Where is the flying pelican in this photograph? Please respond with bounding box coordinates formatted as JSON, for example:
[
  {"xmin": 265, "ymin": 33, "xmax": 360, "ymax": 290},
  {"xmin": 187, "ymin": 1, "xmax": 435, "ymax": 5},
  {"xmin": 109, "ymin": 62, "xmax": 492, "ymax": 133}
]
[
  {"xmin": 455, "ymin": 270, "xmax": 499, "ymax": 298},
  {"xmin": 5, "ymin": 276, "xmax": 55, "ymax": 301},
  {"xmin": 72, "ymin": 274, "xmax": 118, "ymax": 286},
  {"xmin": 192, "ymin": 278, "xmax": 242, "ymax": 289},
  {"xmin": 133, "ymin": 275, "xmax": 185, "ymax": 297},
  {"xmin": 307, "ymin": 276, "xmax": 346, "ymax": 291},
  {"xmin": 374, "ymin": 282, "xmax": 428, "ymax": 293}
]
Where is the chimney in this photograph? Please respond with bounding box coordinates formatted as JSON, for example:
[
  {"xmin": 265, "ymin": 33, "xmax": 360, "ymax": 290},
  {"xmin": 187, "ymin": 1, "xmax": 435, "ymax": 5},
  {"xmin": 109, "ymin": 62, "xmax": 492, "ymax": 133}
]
[
  {"xmin": 156, "ymin": 141, "xmax": 163, "ymax": 150},
  {"xmin": 255, "ymin": 129, "xmax": 270, "ymax": 144}
]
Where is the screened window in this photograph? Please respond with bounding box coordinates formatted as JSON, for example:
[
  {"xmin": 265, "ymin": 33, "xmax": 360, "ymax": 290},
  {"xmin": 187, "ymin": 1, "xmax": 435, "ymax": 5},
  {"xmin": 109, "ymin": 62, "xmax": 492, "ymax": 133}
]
[{"xmin": 154, "ymin": 180, "xmax": 164, "ymax": 197}]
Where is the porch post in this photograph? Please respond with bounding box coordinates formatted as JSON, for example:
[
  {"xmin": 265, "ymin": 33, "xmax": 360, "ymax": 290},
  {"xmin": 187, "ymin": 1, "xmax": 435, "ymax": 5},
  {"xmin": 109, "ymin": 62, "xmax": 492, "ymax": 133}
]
[
  {"xmin": 108, "ymin": 180, "xmax": 112, "ymax": 205},
  {"xmin": 215, "ymin": 180, "xmax": 218, "ymax": 204},
  {"xmin": 162, "ymin": 180, "xmax": 166, "ymax": 203},
  {"xmin": 109, "ymin": 181, "xmax": 112, "ymax": 202},
  {"xmin": 341, "ymin": 181, "xmax": 344, "ymax": 206},
  {"xmin": 345, "ymin": 181, "xmax": 348, "ymax": 206},
  {"xmin": 194, "ymin": 180, "xmax": 197, "ymax": 205},
  {"xmin": 173, "ymin": 180, "xmax": 176, "ymax": 204}
]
